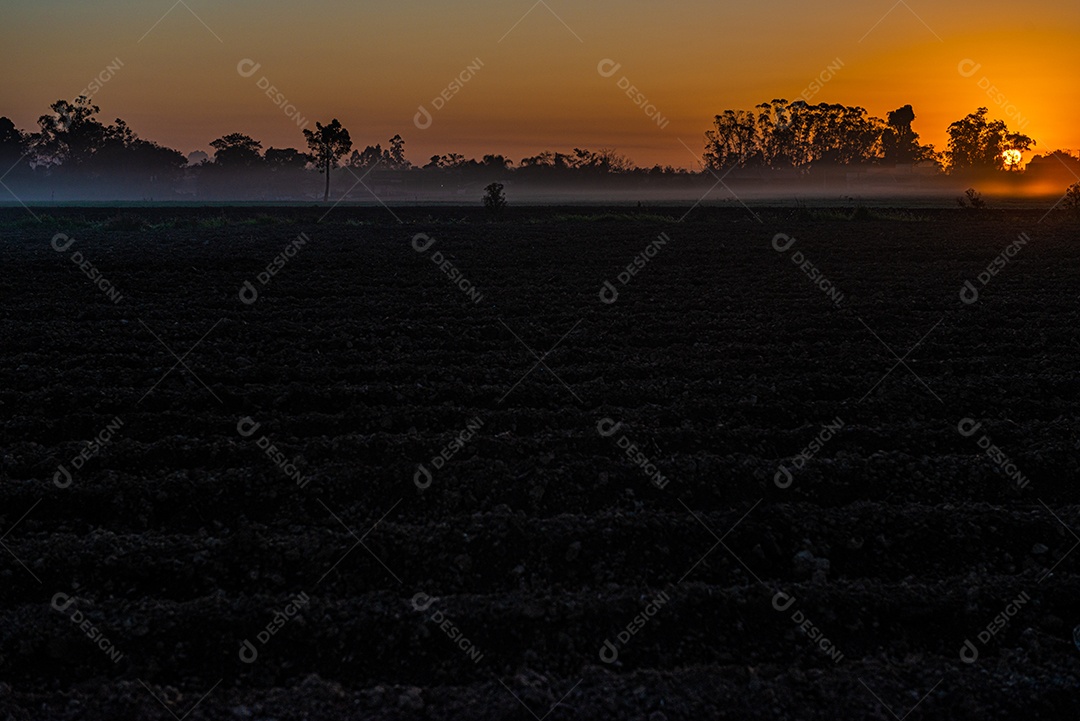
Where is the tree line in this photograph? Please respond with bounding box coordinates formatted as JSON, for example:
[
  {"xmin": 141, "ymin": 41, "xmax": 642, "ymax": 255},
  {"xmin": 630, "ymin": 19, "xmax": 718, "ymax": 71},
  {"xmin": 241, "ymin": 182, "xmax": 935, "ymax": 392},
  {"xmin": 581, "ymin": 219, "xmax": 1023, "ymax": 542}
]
[
  {"xmin": 0, "ymin": 95, "xmax": 1064, "ymax": 200},
  {"xmin": 704, "ymin": 100, "xmax": 1035, "ymax": 172}
]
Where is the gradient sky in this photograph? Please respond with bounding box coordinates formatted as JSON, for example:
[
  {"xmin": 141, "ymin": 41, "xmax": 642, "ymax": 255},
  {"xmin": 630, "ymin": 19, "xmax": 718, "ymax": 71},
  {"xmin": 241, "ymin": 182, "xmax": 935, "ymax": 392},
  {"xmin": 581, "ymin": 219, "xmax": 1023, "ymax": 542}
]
[{"xmin": 3, "ymin": 0, "xmax": 1078, "ymax": 168}]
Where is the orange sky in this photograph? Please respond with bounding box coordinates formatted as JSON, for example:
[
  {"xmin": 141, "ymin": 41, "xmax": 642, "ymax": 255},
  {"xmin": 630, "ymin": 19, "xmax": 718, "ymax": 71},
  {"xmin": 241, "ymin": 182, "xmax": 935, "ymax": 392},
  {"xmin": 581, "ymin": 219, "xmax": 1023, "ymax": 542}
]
[{"xmin": 3, "ymin": 1, "xmax": 1078, "ymax": 168}]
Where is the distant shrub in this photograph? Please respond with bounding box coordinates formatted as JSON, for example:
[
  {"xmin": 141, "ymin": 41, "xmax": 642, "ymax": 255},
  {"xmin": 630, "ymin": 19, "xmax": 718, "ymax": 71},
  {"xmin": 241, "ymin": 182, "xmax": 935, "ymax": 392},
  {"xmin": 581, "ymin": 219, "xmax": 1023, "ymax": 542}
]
[
  {"xmin": 482, "ymin": 182, "xmax": 507, "ymax": 216},
  {"xmin": 849, "ymin": 205, "xmax": 874, "ymax": 221},
  {"xmin": 1063, "ymin": 182, "xmax": 1080, "ymax": 216},
  {"xmin": 957, "ymin": 187, "xmax": 986, "ymax": 210}
]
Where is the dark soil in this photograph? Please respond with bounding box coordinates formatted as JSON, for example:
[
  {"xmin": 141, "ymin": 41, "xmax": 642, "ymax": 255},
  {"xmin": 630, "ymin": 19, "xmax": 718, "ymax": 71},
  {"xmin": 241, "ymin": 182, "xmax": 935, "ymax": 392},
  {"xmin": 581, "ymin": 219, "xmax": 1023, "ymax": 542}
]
[{"xmin": 1, "ymin": 205, "xmax": 1078, "ymax": 719}]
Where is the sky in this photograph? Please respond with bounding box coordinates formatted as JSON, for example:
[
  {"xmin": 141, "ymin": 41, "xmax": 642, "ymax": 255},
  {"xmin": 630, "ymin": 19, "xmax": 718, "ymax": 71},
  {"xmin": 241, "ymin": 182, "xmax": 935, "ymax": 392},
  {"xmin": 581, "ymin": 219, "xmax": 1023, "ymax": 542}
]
[{"xmin": 2, "ymin": 0, "xmax": 1078, "ymax": 168}]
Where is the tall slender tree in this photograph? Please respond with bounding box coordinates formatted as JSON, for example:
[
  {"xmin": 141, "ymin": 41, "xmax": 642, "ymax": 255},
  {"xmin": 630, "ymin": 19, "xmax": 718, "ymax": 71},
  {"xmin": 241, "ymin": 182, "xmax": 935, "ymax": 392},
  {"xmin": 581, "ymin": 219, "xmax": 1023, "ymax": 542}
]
[{"xmin": 303, "ymin": 119, "xmax": 352, "ymax": 201}]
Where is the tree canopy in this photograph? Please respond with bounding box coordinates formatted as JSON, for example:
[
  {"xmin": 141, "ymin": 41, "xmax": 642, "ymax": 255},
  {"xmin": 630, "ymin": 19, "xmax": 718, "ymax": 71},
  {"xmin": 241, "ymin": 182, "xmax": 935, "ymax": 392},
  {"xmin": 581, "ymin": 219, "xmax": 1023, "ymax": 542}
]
[{"xmin": 0, "ymin": 95, "xmax": 1056, "ymax": 201}]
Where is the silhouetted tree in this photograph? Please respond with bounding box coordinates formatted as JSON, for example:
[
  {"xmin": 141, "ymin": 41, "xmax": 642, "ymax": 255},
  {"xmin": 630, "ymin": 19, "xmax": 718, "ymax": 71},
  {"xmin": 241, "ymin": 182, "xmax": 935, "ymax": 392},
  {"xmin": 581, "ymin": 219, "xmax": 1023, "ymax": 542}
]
[
  {"xmin": 29, "ymin": 99, "xmax": 185, "ymax": 196},
  {"xmin": 347, "ymin": 136, "xmax": 411, "ymax": 172},
  {"xmin": 1003, "ymin": 132, "xmax": 1036, "ymax": 171},
  {"xmin": 100, "ymin": 135, "xmax": 187, "ymax": 192},
  {"xmin": 946, "ymin": 108, "xmax": 1034, "ymax": 172},
  {"xmin": 481, "ymin": 154, "xmax": 513, "ymax": 169},
  {"xmin": 957, "ymin": 187, "xmax": 987, "ymax": 209},
  {"xmin": 424, "ymin": 153, "xmax": 467, "ymax": 169},
  {"xmin": 518, "ymin": 151, "xmax": 555, "ymax": 168},
  {"xmin": 387, "ymin": 134, "xmax": 410, "ymax": 169},
  {"xmin": 34, "ymin": 97, "xmax": 109, "ymax": 168},
  {"xmin": 882, "ymin": 105, "xmax": 923, "ymax": 164},
  {"xmin": 753, "ymin": 100, "xmax": 795, "ymax": 166},
  {"xmin": 483, "ymin": 182, "xmax": 507, "ymax": 215},
  {"xmin": 210, "ymin": 133, "xmax": 263, "ymax": 167},
  {"xmin": 704, "ymin": 100, "xmax": 907, "ymax": 170},
  {"xmin": 347, "ymin": 145, "xmax": 379, "ymax": 170},
  {"xmin": 1064, "ymin": 182, "xmax": 1080, "ymax": 216},
  {"xmin": 704, "ymin": 109, "xmax": 759, "ymax": 169},
  {"xmin": 514, "ymin": 148, "xmax": 632, "ymax": 176},
  {"xmin": 264, "ymin": 147, "xmax": 310, "ymax": 170},
  {"xmin": 0, "ymin": 116, "xmax": 29, "ymax": 173},
  {"xmin": 303, "ymin": 119, "xmax": 352, "ymax": 201}
]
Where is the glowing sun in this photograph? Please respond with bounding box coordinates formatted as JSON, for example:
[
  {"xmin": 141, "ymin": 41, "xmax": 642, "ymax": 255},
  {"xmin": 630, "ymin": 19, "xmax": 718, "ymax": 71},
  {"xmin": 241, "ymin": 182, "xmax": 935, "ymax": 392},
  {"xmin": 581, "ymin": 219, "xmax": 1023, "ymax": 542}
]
[{"xmin": 1003, "ymin": 149, "xmax": 1023, "ymax": 168}]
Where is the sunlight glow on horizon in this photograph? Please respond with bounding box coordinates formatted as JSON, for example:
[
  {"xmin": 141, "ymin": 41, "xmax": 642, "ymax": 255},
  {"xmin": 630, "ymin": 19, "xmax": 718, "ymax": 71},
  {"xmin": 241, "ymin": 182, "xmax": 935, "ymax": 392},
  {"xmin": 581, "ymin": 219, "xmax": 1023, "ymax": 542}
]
[{"xmin": 2, "ymin": 0, "xmax": 1077, "ymax": 168}]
